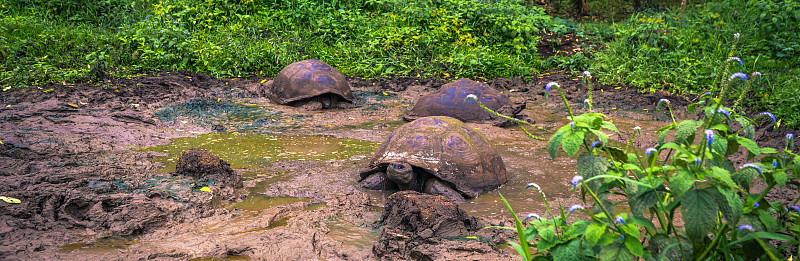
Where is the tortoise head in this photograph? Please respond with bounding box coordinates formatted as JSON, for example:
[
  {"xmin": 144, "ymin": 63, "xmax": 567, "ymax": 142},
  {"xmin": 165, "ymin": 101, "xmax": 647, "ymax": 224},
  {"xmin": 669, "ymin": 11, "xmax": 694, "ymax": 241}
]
[{"xmin": 386, "ymin": 161, "xmax": 415, "ymax": 189}]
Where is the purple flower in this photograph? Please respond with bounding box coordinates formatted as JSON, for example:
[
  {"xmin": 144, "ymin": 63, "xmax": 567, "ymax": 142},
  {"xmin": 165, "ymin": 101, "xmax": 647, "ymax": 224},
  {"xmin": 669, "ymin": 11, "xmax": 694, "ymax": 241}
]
[
  {"xmin": 571, "ymin": 175, "xmax": 583, "ymax": 187},
  {"xmin": 772, "ymin": 161, "xmax": 778, "ymax": 168},
  {"xmin": 645, "ymin": 148, "xmax": 657, "ymax": 157},
  {"xmin": 740, "ymin": 163, "xmax": 762, "ymax": 173},
  {"xmin": 568, "ymin": 204, "xmax": 584, "ymax": 213},
  {"xmin": 738, "ymin": 224, "xmax": 754, "ymax": 232},
  {"xmin": 753, "ymin": 202, "xmax": 760, "ymax": 208},
  {"xmin": 751, "ymin": 72, "xmax": 762, "ymax": 79},
  {"xmin": 694, "ymin": 158, "xmax": 702, "ymax": 165},
  {"xmin": 730, "ymin": 72, "xmax": 748, "ymax": 81},
  {"xmin": 658, "ymin": 98, "xmax": 670, "ymax": 105},
  {"xmin": 705, "ymin": 129, "xmax": 714, "ymax": 147},
  {"xmin": 787, "ymin": 133, "xmax": 794, "ymax": 141},
  {"xmin": 590, "ymin": 141, "xmax": 603, "ymax": 151},
  {"xmin": 525, "ymin": 213, "xmax": 542, "ymax": 220},
  {"xmin": 615, "ymin": 216, "xmax": 625, "ymax": 224},
  {"xmin": 465, "ymin": 94, "xmax": 478, "ymax": 101},
  {"xmin": 634, "ymin": 126, "xmax": 641, "ymax": 131},
  {"xmin": 582, "ymin": 71, "xmax": 591, "ymax": 78},
  {"xmin": 790, "ymin": 206, "xmax": 799, "ymax": 212},
  {"xmin": 569, "ymin": 121, "xmax": 575, "ymax": 128},
  {"xmin": 583, "ymin": 99, "xmax": 590, "ymax": 105},
  {"xmin": 727, "ymin": 57, "xmax": 743, "ymax": 66},
  {"xmin": 734, "ymin": 33, "xmax": 740, "ymax": 39},
  {"xmin": 717, "ymin": 108, "xmax": 730, "ymax": 118},
  {"xmin": 758, "ymin": 112, "xmax": 776, "ymax": 123},
  {"xmin": 545, "ymin": 82, "xmax": 559, "ymax": 92},
  {"xmin": 525, "ymin": 183, "xmax": 541, "ymax": 191}
]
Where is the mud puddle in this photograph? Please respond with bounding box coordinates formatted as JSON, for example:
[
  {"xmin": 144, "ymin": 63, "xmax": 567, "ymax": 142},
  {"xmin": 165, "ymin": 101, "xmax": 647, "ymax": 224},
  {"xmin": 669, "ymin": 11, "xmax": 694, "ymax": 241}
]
[{"xmin": 4, "ymin": 70, "xmax": 791, "ymax": 260}]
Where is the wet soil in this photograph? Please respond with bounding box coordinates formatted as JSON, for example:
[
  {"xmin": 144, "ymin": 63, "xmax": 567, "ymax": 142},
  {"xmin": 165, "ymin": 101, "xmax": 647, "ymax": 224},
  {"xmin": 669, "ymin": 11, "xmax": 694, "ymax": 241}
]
[{"xmin": 1, "ymin": 70, "xmax": 796, "ymax": 260}]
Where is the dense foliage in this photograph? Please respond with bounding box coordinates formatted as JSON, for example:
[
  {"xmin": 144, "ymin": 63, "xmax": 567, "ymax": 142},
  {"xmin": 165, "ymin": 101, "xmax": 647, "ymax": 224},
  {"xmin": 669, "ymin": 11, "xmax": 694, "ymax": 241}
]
[
  {"xmin": 0, "ymin": 0, "xmax": 797, "ymax": 126},
  {"xmin": 590, "ymin": 0, "xmax": 800, "ymax": 127},
  {"xmin": 488, "ymin": 47, "xmax": 799, "ymax": 260},
  {"xmin": 0, "ymin": 0, "xmax": 559, "ymax": 86}
]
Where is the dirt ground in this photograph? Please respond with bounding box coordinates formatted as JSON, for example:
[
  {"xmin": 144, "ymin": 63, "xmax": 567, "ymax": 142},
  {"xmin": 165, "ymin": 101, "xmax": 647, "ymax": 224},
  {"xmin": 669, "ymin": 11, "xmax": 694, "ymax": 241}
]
[{"xmin": 1, "ymin": 69, "xmax": 796, "ymax": 260}]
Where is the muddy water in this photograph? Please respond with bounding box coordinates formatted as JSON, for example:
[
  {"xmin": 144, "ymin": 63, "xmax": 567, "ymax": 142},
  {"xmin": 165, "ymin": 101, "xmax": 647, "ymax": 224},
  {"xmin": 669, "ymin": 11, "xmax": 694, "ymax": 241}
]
[
  {"xmin": 64, "ymin": 94, "xmax": 669, "ymax": 259},
  {"xmin": 135, "ymin": 133, "xmax": 380, "ymax": 172}
]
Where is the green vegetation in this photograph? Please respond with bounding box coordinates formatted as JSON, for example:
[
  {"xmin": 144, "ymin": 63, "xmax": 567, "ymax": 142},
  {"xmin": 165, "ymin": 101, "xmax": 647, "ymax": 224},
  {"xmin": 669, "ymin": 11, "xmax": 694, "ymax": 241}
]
[
  {"xmin": 486, "ymin": 43, "xmax": 800, "ymax": 259},
  {"xmin": 2, "ymin": 0, "xmax": 796, "ymax": 126},
  {"xmin": 0, "ymin": 0, "xmax": 560, "ymax": 86},
  {"xmin": 588, "ymin": 0, "xmax": 800, "ymax": 126}
]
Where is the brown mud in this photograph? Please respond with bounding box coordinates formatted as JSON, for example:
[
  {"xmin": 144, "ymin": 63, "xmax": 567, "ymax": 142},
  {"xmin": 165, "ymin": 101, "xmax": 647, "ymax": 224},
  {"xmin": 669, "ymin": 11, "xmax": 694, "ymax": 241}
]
[{"xmin": 1, "ymin": 70, "xmax": 796, "ymax": 260}]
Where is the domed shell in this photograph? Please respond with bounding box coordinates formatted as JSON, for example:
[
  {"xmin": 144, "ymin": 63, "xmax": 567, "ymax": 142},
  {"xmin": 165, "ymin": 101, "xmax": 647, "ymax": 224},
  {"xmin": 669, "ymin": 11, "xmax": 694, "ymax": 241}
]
[
  {"xmin": 363, "ymin": 116, "xmax": 508, "ymax": 198},
  {"xmin": 268, "ymin": 60, "xmax": 354, "ymax": 105},
  {"xmin": 404, "ymin": 78, "xmax": 514, "ymax": 123}
]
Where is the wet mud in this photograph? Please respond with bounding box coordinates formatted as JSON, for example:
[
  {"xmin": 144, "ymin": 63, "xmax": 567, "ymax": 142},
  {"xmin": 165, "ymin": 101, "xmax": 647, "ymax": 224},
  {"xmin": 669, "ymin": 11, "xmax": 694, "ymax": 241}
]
[{"xmin": 1, "ymin": 70, "xmax": 795, "ymax": 260}]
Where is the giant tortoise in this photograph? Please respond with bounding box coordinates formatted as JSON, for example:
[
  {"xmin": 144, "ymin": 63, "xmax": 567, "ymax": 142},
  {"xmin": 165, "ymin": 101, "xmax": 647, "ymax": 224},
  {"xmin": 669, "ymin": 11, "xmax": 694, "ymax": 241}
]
[
  {"xmin": 265, "ymin": 60, "xmax": 354, "ymax": 110},
  {"xmin": 359, "ymin": 116, "xmax": 508, "ymax": 202},
  {"xmin": 403, "ymin": 78, "xmax": 525, "ymax": 125}
]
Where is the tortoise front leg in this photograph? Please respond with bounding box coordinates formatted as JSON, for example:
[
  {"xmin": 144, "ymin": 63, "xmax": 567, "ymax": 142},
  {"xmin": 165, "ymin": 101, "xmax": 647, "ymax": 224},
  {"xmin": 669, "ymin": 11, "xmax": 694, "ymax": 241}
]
[{"xmin": 423, "ymin": 179, "xmax": 466, "ymax": 203}]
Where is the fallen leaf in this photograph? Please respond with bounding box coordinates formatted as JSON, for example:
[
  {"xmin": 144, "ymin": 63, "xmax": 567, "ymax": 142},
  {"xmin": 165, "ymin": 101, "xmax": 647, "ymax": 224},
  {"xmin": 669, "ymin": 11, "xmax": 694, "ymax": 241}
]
[
  {"xmin": 66, "ymin": 103, "xmax": 79, "ymax": 108},
  {"xmin": 382, "ymin": 92, "xmax": 388, "ymax": 96},
  {"xmin": 614, "ymin": 87, "xmax": 621, "ymax": 90},
  {"xmin": 260, "ymin": 79, "xmax": 268, "ymax": 83},
  {"xmin": 200, "ymin": 186, "xmax": 212, "ymax": 193},
  {"xmin": 0, "ymin": 196, "xmax": 21, "ymax": 204},
  {"xmin": 43, "ymin": 89, "xmax": 54, "ymax": 93}
]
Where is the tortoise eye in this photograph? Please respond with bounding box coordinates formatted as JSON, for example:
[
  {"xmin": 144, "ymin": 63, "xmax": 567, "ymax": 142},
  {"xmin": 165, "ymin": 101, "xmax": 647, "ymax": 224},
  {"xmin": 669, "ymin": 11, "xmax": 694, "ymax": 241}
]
[{"xmin": 395, "ymin": 164, "xmax": 404, "ymax": 170}]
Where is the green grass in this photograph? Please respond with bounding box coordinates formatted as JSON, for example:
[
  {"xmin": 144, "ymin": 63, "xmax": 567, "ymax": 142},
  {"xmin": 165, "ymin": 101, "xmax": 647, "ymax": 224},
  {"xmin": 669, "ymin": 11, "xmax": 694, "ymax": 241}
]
[
  {"xmin": 586, "ymin": 0, "xmax": 800, "ymax": 126},
  {"xmin": 0, "ymin": 0, "xmax": 561, "ymax": 87},
  {"xmin": 1, "ymin": 0, "xmax": 798, "ymax": 127}
]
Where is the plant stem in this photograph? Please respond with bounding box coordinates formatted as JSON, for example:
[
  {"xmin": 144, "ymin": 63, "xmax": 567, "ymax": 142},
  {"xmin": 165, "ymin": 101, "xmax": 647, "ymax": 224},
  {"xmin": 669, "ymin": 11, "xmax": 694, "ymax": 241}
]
[
  {"xmin": 580, "ymin": 182, "xmax": 622, "ymax": 233},
  {"xmin": 753, "ymin": 235, "xmax": 780, "ymax": 261},
  {"xmin": 695, "ymin": 223, "xmax": 729, "ymax": 261}
]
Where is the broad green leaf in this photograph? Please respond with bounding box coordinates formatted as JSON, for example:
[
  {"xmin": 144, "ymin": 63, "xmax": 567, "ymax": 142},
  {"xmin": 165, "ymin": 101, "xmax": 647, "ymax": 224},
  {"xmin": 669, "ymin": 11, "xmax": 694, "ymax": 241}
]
[
  {"xmin": 682, "ymin": 188, "xmax": 718, "ymax": 242},
  {"xmin": 601, "ymin": 121, "xmax": 619, "ymax": 133},
  {"xmin": 629, "ymin": 185, "xmax": 657, "ymax": 217},
  {"xmin": 577, "ymin": 153, "xmax": 608, "ymax": 192},
  {"xmin": 675, "ymin": 120, "xmax": 702, "ymax": 145},
  {"xmin": 725, "ymin": 138, "xmax": 741, "ymax": 156},
  {"xmin": 548, "ymin": 130, "xmax": 566, "ymax": 159},
  {"xmin": 599, "ymin": 242, "xmax": 634, "ymax": 261},
  {"xmin": 624, "ymin": 236, "xmax": 645, "ymax": 257},
  {"xmin": 537, "ymin": 226, "xmax": 559, "ymax": 251},
  {"xmin": 760, "ymin": 147, "xmax": 778, "ymax": 154},
  {"xmin": 649, "ymin": 234, "xmax": 692, "ymax": 261},
  {"xmin": 621, "ymin": 223, "xmax": 641, "ymax": 238},
  {"xmin": 553, "ymin": 239, "xmax": 594, "ymax": 261},
  {"xmin": 772, "ymin": 171, "xmax": 788, "ymax": 186},
  {"xmin": 731, "ymin": 231, "xmax": 799, "ymax": 245},
  {"xmin": 597, "ymin": 232, "xmax": 618, "ymax": 246},
  {"xmin": 585, "ymin": 222, "xmax": 607, "ymax": 247},
  {"xmin": 590, "ymin": 129, "xmax": 609, "ymax": 144},
  {"xmin": 562, "ymin": 130, "xmax": 585, "ymax": 157},
  {"xmin": 668, "ymin": 170, "xmax": 694, "ymax": 198},
  {"xmin": 498, "ymin": 193, "xmax": 532, "ymax": 261},
  {"xmin": 757, "ymin": 210, "xmax": 779, "ymax": 232},
  {"xmin": 659, "ymin": 142, "xmax": 692, "ymax": 157},
  {"xmin": 735, "ymin": 115, "xmax": 755, "ymax": 139},
  {"xmin": 712, "ymin": 187, "xmax": 742, "ymax": 224},
  {"xmin": 733, "ymin": 167, "xmax": 759, "ymax": 191},
  {"xmin": 709, "ymin": 166, "xmax": 736, "ymax": 188},
  {"xmin": 711, "ymin": 136, "xmax": 728, "ymax": 155},
  {"xmin": 628, "ymin": 216, "xmax": 656, "ymax": 230},
  {"xmin": 658, "ymin": 129, "xmax": 670, "ymax": 146},
  {"xmin": 606, "ymin": 146, "xmax": 628, "ymax": 163},
  {"xmin": 737, "ymin": 137, "xmax": 761, "ymax": 159}
]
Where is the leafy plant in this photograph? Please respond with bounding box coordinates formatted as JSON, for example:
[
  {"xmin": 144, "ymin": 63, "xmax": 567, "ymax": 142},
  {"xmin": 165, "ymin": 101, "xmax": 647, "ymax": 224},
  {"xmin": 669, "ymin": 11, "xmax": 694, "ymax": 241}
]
[{"xmin": 480, "ymin": 34, "xmax": 799, "ymax": 260}]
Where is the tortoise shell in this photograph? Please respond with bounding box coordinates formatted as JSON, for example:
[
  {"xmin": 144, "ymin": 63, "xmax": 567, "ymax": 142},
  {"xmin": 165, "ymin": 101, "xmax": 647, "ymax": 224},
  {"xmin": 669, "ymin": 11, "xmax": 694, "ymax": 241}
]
[
  {"xmin": 267, "ymin": 60, "xmax": 354, "ymax": 105},
  {"xmin": 404, "ymin": 78, "xmax": 518, "ymax": 123},
  {"xmin": 360, "ymin": 116, "xmax": 508, "ymax": 198}
]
